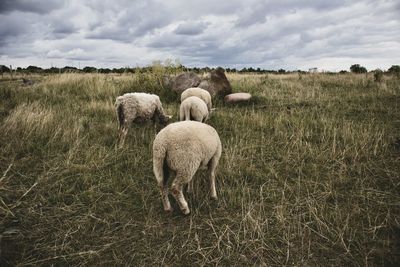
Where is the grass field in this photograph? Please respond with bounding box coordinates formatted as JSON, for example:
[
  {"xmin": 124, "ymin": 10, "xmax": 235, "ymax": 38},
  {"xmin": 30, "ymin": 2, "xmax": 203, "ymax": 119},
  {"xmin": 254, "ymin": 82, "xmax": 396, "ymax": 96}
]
[{"xmin": 0, "ymin": 71, "xmax": 399, "ymax": 266}]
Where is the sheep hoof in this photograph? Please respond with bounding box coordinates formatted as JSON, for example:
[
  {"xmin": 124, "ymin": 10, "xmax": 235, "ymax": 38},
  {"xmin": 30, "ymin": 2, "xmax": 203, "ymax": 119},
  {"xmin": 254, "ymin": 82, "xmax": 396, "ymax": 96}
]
[
  {"xmin": 211, "ymin": 195, "xmax": 218, "ymax": 201},
  {"xmin": 164, "ymin": 207, "xmax": 173, "ymax": 213},
  {"xmin": 181, "ymin": 208, "xmax": 190, "ymax": 215}
]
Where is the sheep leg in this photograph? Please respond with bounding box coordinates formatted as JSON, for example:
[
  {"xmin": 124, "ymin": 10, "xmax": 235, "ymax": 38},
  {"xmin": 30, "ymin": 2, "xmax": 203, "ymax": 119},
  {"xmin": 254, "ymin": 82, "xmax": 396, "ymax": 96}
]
[
  {"xmin": 118, "ymin": 123, "xmax": 130, "ymax": 147},
  {"xmin": 118, "ymin": 129, "xmax": 127, "ymax": 147},
  {"xmin": 154, "ymin": 151, "xmax": 172, "ymax": 212},
  {"xmin": 171, "ymin": 179, "xmax": 190, "ymax": 215},
  {"xmin": 208, "ymin": 157, "xmax": 219, "ymax": 200},
  {"xmin": 188, "ymin": 180, "xmax": 193, "ymax": 194},
  {"xmin": 187, "ymin": 180, "xmax": 194, "ymax": 194},
  {"xmin": 158, "ymin": 183, "xmax": 172, "ymax": 212}
]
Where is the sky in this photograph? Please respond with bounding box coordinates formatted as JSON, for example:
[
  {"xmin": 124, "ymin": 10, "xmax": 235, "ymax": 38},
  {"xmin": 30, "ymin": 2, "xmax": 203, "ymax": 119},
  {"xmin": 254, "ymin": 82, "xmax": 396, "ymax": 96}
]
[{"xmin": 0, "ymin": 0, "xmax": 399, "ymax": 71}]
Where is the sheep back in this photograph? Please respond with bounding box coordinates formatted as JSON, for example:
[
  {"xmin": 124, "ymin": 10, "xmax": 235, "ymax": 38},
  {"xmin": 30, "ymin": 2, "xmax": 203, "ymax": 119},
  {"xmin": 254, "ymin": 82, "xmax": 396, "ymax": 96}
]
[
  {"xmin": 179, "ymin": 96, "xmax": 209, "ymax": 122},
  {"xmin": 116, "ymin": 92, "xmax": 164, "ymax": 122},
  {"xmin": 153, "ymin": 121, "xmax": 221, "ymax": 177},
  {"xmin": 181, "ymin": 87, "xmax": 212, "ymax": 111}
]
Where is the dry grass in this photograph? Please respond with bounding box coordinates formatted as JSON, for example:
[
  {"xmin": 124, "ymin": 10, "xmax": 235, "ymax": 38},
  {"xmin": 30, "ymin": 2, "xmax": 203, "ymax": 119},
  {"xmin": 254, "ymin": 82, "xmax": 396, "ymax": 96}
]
[{"xmin": 0, "ymin": 72, "xmax": 399, "ymax": 266}]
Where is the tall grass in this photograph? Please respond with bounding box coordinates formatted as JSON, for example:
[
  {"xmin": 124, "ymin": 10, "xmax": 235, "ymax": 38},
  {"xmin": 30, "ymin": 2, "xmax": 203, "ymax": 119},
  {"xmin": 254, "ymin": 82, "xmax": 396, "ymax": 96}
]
[{"xmin": 0, "ymin": 72, "xmax": 399, "ymax": 266}]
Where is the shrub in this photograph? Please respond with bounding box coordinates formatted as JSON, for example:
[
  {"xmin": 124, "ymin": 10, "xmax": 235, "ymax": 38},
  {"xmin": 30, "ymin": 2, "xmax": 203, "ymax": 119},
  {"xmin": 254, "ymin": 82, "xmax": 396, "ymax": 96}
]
[
  {"xmin": 374, "ymin": 69, "xmax": 383, "ymax": 82},
  {"xmin": 350, "ymin": 64, "xmax": 367, "ymax": 73},
  {"xmin": 387, "ymin": 65, "xmax": 400, "ymax": 78}
]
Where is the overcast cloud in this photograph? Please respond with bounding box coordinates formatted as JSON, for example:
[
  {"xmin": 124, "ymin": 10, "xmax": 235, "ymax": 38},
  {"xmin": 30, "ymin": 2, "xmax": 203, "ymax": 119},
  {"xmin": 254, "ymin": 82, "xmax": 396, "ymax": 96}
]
[{"xmin": 0, "ymin": 0, "xmax": 399, "ymax": 71}]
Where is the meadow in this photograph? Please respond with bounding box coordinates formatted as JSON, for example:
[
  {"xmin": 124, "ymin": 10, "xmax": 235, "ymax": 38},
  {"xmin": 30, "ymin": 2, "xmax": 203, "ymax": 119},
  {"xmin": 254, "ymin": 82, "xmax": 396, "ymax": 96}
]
[{"xmin": 0, "ymin": 70, "xmax": 399, "ymax": 266}]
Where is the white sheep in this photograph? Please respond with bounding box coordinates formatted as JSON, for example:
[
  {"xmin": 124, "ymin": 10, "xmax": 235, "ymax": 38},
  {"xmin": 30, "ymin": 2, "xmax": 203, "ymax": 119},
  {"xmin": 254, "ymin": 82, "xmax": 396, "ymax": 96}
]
[
  {"xmin": 181, "ymin": 87, "xmax": 212, "ymax": 111},
  {"xmin": 153, "ymin": 121, "xmax": 222, "ymax": 215},
  {"xmin": 179, "ymin": 96, "xmax": 209, "ymax": 122},
  {"xmin": 115, "ymin": 92, "xmax": 171, "ymax": 146}
]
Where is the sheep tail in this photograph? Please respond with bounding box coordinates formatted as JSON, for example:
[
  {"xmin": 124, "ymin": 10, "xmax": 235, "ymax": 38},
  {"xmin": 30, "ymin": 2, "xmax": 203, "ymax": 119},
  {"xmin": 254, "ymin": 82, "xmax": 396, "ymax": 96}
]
[
  {"xmin": 153, "ymin": 146, "xmax": 169, "ymax": 186},
  {"xmin": 185, "ymin": 106, "xmax": 191, "ymax": 121},
  {"xmin": 179, "ymin": 105, "xmax": 191, "ymax": 121},
  {"xmin": 179, "ymin": 106, "xmax": 185, "ymax": 121},
  {"xmin": 115, "ymin": 97, "xmax": 124, "ymax": 129}
]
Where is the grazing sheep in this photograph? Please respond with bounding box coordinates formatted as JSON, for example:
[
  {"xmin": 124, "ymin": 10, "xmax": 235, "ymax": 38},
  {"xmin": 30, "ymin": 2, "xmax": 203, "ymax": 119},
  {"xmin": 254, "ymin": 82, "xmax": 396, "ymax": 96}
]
[
  {"xmin": 181, "ymin": 87, "xmax": 212, "ymax": 111},
  {"xmin": 115, "ymin": 92, "xmax": 171, "ymax": 146},
  {"xmin": 153, "ymin": 121, "xmax": 222, "ymax": 215},
  {"xmin": 179, "ymin": 96, "xmax": 209, "ymax": 122}
]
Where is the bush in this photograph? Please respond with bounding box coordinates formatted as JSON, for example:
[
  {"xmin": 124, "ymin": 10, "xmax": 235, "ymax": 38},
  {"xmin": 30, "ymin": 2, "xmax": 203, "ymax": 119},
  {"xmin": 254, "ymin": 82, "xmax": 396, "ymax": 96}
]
[
  {"xmin": 374, "ymin": 69, "xmax": 383, "ymax": 82},
  {"xmin": 350, "ymin": 64, "xmax": 367, "ymax": 73},
  {"xmin": 387, "ymin": 65, "xmax": 400, "ymax": 78}
]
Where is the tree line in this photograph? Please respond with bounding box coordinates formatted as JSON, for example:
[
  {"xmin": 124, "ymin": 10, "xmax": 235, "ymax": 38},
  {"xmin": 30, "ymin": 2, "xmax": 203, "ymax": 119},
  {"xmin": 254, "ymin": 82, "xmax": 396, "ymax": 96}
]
[
  {"xmin": 1, "ymin": 64, "xmax": 399, "ymax": 75},
  {"xmin": 0, "ymin": 65, "xmax": 301, "ymax": 74}
]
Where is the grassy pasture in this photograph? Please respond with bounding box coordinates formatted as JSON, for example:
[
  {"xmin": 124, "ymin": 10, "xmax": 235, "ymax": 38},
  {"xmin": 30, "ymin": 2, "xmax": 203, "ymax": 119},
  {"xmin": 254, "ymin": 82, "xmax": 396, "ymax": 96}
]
[{"xmin": 0, "ymin": 71, "xmax": 399, "ymax": 266}]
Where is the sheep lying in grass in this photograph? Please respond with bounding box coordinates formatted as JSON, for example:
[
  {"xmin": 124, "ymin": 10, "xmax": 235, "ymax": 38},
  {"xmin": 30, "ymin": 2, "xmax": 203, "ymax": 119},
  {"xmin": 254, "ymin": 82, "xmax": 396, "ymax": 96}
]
[
  {"xmin": 181, "ymin": 87, "xmax": 212, "ymax": 111},
  {"xmin": 115, "ymin": 93, "xmax": 171, "ymax": 146},
  {"xmin": 153, "ymin": 121, "xmax": 222, "ymax": 215},
  {"xmin": 179, "ymin": 96, "xmax": 209, "ymax": 122}
]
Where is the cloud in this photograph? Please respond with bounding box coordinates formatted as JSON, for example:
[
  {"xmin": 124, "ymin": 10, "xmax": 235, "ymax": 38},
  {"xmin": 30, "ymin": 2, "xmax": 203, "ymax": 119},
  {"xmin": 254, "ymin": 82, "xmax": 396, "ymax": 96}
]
[
  {"xmin": 46, "ymin": 48, "xmax": 89, "ymax": 61},
  {"xmin": 0, "ymin": 0, "xmax": 399, "ymax": 70},
  {"xmin": 85, "ymin": 1, "xmax": 175, "ymax": 42},
  {"xmin": 174, "ymin": 21, "xmax": 208, "ymax": 35},
  {"xmin": 0, "ymin": 0, "xmax": 64, "ymax": 14},
  {"xmin": 52, "ymin": 21, "xmax": 77, "ymax": 35}
]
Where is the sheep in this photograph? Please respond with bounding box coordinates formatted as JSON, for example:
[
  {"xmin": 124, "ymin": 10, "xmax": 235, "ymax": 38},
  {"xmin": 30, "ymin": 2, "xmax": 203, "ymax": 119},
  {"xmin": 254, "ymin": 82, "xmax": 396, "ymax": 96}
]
[
  {"xmin": 115, "ymin": 92, "xmax": 171, "ymax": 146},
  {"xmin": 153, "ymin": 121, "xmax": 222, "ymax": 215},
  {"xmin": 181, "ymin": 87, "xmax": 212, "ymax": 111},
  {"xmin": 179, "ymin": 96, "xmax": 209, "ymax": 122}
]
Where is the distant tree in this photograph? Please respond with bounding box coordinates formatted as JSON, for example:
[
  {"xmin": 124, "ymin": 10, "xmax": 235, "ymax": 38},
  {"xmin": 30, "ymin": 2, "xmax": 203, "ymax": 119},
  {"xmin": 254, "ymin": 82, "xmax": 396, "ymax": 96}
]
[
  {"xmin": 387, "ymin": 65, "xmax": 400, "ymax": 77},
  {"xmin": 350, "ymin": 64, "xmax": 367, "ymax": 73},
  {"xmin": 46, "ymin": 67, "xmax": 61, "ymax": 73},
  {"xmin": 62, "ymin": 66, "xmax": 78, "ymax": 73},
  {"xmin": 46, "ymin": 67, "xmax": 55, "ymax": 73},
  {"xmin": 0, "ymin": 65, "xmax": 11, "ymax": 72},
  {"xmin": 339, "ymin": 70, "xmax": 348, "ymax": 74},
  {"xmin": 373, "ymin": 69, "xmax": 384, "ymax": 82},
  {"xmin": 116, "ymin": 67, "xmax": 132, "ymax": 74},
  {"xmin": 0, "ymin": 65, "xmax": 10, "ymax": 77},
  {"xmin": 83, "ymin": 66, "xmax": 97, "ymax": 73},
  {"xmin": 26, "ymin": 65, "xmax": 43, "ymax": 73},
  {"xmin": 98, "ymin": 68, "xmax": 111, "ymax": 74},
  {"xmin": 278, "ymin": 68, "xmax": 286, "ymax": 74}
]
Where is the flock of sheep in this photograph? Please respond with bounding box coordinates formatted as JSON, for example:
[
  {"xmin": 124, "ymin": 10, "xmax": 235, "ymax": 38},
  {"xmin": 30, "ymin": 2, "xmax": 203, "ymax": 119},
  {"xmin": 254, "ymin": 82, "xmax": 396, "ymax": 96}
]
[{"xmin": 115, "ymin": 88, "xmax": 221, "ymax": 215}]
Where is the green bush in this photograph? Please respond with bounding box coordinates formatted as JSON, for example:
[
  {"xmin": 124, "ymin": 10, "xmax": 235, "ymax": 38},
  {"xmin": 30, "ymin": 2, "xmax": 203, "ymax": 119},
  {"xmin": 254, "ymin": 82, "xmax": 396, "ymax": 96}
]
[
  {"xmin": 350, "ymin": 64, "xmax": 367, "ymax": 73},
  {"xmin": 374, "ymin": 69, "xmax": 384, "ymax": 82}
]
